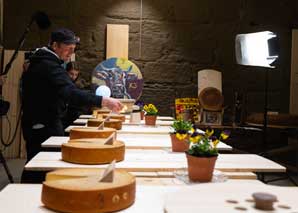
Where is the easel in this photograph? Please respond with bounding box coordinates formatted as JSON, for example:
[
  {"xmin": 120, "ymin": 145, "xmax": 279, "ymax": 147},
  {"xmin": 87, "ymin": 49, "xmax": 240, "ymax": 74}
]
[{"xmin": 0, "ymin": 149, "xmax": 14, "ymax": 183}]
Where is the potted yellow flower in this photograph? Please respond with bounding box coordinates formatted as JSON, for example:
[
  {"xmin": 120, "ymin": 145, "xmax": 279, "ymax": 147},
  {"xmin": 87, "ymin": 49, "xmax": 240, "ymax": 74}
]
[
  {"xmin": 143, "ymin": 104, "xmax": 158, "ymax": 125},
  {"xmin": 170, "ymin": 119, "xmax": 192, "ymax": 152},
  {"xmin": 186, "ymin": 127, "xmax": 230, "ymax": 182}
]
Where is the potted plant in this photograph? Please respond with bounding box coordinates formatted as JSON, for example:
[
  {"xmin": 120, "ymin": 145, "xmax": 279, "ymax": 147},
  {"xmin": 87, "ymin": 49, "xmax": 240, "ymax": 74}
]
[
  {"xmin": 143, "ymin": 103, "xmax": 158, "ymax": 125},
  {"xmin": 135, "ymin": 100, "xmax": 145, "ymax": 120},
  {"xmin": 186, "ymin": 127, "xmax": 230, "ymax": 182},
  {"xmin": 170, "ymin": 119, "xmax": 193, "ymax": 152}
]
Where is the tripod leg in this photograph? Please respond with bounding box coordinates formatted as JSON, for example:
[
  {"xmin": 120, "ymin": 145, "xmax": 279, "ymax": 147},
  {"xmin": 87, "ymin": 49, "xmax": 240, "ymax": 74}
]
[{"xmin": 0, "ymin": 151, "xmax": 14, "ymax": 183}]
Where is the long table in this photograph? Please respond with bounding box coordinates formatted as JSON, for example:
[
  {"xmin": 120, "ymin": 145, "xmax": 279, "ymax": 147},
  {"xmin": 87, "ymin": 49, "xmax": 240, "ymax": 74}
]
[
  {"xmin": 25, "ymin": 150, "xmax": 286, "ymax": 173},
  {"xmin": 41, "ymin": 135, "xmax": 233, "ymax": 151},
  {"xmin": 65, "ymin": 125, "xmax": 174, "ymax": 134},
  {"xmin": 79, "ymin": 114, "xmax": 175, "ymax": 121},
  {"xmin": 2, "ymin": 181, "xmax": 297, "ymax": 212},
  {"xmin": 0, "ymin": 184, "xmax": 179, "ymax": 213},
  {"xmin": 73, "ymin": 118, "xmax": 173, "ymax": 126}
]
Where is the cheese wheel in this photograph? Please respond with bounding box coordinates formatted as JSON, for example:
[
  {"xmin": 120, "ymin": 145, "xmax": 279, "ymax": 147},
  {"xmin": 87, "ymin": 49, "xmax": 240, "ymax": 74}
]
[
  {"xmin": 102, "ymin": 114, "xmax": 126, "ymax": 122},
  {"xmin": 87, "ymin": 119, "xmax": 104, "ymax": 127},
  {"xmin": 42, "ymin": 168, "xmax": 136, "ymax": 213},
  {"xmin": 93, "ymin": 109, "xmax": 112, "ymax": 115},
  {"xmin": 62, "ymin": 141, "xmax": 125, "ymax": 164},
  {"xmin": 69, "ymin": 138, "xmax": 108, "ymax": 143},
  {"xmin": 69, "ymin": 127, "xmax": 116, "ymax": 140},
  {"xmin": 87, "ymin": 118, "xmax": 123, "ymax": 130}
]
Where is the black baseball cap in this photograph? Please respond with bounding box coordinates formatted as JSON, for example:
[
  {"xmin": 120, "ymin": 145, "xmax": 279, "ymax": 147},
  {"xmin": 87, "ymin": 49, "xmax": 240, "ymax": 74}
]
[{"xmin": 50, "ymin": 28, "xmax": 80, "ymax": 44}]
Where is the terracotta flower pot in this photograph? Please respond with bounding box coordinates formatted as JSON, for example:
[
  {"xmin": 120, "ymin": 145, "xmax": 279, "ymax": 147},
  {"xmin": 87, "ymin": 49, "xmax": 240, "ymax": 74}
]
[
  {"xmin": 185, "ymin": 153, "xmax": 217, "ymax": 182},
  {"xmin": 144, "ymin": 115, "xmax": 157, "ymax": 125},
  {"xmin": 170, "ymin": 133, "xmax": 189, "ymax": 152},
  {"xmin": 140, "ymin": 111, "xmax": 145, "ymax": 120}
]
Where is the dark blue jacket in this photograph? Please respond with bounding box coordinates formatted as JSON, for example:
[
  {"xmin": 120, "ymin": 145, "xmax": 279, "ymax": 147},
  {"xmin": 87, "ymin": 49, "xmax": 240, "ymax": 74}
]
[{"xmin": 21, "ymin": 47, "xmax": 101, "ymax": 134}]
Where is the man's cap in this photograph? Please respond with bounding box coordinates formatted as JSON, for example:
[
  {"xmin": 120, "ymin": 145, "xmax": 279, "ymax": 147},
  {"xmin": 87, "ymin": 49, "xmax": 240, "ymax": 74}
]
[{"xmin": 50, "ymin": 28, "xmax": 80, "ymax": 44}]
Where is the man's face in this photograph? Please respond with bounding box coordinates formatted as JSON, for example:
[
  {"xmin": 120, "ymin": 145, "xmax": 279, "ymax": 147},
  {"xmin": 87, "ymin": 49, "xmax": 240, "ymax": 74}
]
[{"xmin": 52, "ymin": 42, "xmax": 76, "ymax": 62}]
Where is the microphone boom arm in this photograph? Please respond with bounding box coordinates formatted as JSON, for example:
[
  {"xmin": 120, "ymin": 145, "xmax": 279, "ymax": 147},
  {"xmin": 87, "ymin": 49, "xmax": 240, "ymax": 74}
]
[{"xmin": 0, "ymin": 18, "xmax": 34, "ymax": 76}]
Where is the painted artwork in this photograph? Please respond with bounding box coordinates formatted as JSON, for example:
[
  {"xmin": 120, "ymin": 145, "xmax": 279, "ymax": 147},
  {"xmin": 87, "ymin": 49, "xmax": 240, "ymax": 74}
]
[
  {"xmin": 92, "ymin": 58, "xmax": 143, "ymax": 100},
  {"xmin": 175, "ymin": 98, "xmax": 200, "ymax": 122}
]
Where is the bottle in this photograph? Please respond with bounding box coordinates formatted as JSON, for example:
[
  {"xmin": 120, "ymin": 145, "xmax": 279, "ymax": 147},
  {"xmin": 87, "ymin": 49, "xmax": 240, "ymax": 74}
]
[{"xmin": 130, "ymin": 106, "xmax": 141, "ymax": 124}]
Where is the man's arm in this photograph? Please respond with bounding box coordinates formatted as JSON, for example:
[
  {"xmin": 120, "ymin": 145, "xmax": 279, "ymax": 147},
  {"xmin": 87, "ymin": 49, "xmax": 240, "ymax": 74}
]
[{"xmin": 47, "ymin": 64, "xmax": 122, "ymax": 112}]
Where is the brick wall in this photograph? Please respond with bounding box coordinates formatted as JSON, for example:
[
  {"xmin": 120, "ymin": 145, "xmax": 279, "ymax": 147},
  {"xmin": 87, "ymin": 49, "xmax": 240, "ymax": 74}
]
[{"xmin": 3, "ymin": 0, "xmax": 298, "ymax": 116}]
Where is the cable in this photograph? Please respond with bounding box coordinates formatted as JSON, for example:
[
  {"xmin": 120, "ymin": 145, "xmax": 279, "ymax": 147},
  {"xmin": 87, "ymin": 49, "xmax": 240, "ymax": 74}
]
[{"xmin": 0, "ymin": 107, "xmax": 22, "ymax": 149}]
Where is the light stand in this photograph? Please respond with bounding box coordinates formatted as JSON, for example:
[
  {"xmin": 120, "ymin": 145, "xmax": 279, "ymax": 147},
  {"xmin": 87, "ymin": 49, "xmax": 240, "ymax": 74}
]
[
  {"xmin": 235, "ymin": 31, "xmax": 279, "ymax": 153},
  {"xmin": 235, "ymin": 32, "xmax": 298, "ymax": 185},
  {"xmin": 0, "ymin": 150, "xmax": 13, "ymax": 183},
  {"xmin": 262, "ymin": 68, "xmax": 269, "ymax": 151}
]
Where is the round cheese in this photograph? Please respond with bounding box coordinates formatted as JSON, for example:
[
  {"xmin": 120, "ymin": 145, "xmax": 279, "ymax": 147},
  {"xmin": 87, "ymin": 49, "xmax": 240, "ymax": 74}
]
[
  {"xmin": 93, "ymin": 109, "xmax": 112, "ymax": 116},
  {"xmin": 102, "ymin": 114, "xmax": 126, "ymax": 122},
  {"xmin": 69, "ymin": 127, "xmax": 116, "ymax": 140},
  {"xmin": 42, "ymin": 168, "xmax": 136, "ymax": 213},
  {"xmin": 62, "ymin": 140, "xmax": 125, "ymax": 164}
]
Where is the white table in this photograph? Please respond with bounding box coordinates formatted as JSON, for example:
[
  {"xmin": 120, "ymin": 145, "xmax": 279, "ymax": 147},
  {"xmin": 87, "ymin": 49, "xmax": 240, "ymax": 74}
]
[
  {"xmin": 73, "ymin": 118, "xmax": 174, "ymax": 126},
  {"xmin": 79, "ymin": 114, "xmax": 95, "ymax": 119},
  {"xmin": 2, "ymin": 181, "xmax": 297, "ymax": 213},
  {"xmin": 41, "ymin": 135, "xmax": 232, "ymax": 151},
  {"xmin": 65, "ymin": 125, "xmax": 173, "ymax": 134},
  {"xmin": 164, "ymin": 182, "xmax": 298, "ymax": 212},
  {"xmin": 0, "ymin": 184, "xmax": 178, "ymax": 213},
  {"xmin": 25, "ymin": 150, "xmax": 286, "ymax": 173},
  {"xmin": 79, "ymin": 114, "xmax": 174, "ymax": 121}
]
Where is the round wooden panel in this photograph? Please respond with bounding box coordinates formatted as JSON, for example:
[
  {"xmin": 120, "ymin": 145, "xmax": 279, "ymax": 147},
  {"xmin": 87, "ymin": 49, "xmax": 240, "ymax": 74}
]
[
  {"xmin": 92, "ymin": 58, "xmax": 143, "ymax": 100},
  {"xmin": 199, "ymin": 87, "xmax": 223, "ymax": 111}
]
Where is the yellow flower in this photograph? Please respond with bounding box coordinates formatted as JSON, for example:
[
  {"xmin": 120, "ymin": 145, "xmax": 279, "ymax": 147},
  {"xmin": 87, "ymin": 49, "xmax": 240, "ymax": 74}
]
[
  {"xmin": 143, "ymin": 103, "xmax": 158, "ymax": 114},
  {"xmin": 176, "ymin": 133, "xmax": 187, "ymax": 140},
  {"xmin": 220, "ymin": 133, "xmax": 228, "ymax": 140},
  {"xmin": 220, "ymin": 130, "xmax": 230, "ymax": 140},
  {"xmin": 205, "ymin": 128, "xmax": 214, "ymax": 137},
  {"xmin": 190, "ymin": 135, "xmax": 202, "ymax": 143},
  {"xmin": 212, "ymin": 139, "xmax": 220, "ymax": 148},
  {"xmin": 190, "ymin": 128, "xmax": 195, "ymax": 134}
]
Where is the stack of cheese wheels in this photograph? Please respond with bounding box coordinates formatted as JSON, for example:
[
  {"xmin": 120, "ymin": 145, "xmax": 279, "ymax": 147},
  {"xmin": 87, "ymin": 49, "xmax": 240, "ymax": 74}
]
[
  {"xmin": 42, "ymin": 168, "xmax": 136, "ymax": 213},
  {"xmin": 102, "ymin": 114, "xmax": 126, "ymax": 122},
  {"xmin": 69, "ymin": 127, "xmax": 116, "ymax": 140},
  {"xmin": 62, "ymin": 138, "xmax": 125, "ymax": 164},
  {"xmin": 87, "ymin": 118, "xmax": 123, "ymax": 130}
]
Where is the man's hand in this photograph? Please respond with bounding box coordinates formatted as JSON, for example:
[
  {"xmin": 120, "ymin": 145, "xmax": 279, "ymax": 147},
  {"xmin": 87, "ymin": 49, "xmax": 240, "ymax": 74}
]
[{"xmin": 101, "ymin": 97, "xmax": 123, "ymax": 113}]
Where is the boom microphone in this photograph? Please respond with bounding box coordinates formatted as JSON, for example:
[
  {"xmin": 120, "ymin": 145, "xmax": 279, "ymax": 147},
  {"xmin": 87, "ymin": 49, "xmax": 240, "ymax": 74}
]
[{"xmin": 32, "ymin": 11, "xmax": 51, "ymax": 30}]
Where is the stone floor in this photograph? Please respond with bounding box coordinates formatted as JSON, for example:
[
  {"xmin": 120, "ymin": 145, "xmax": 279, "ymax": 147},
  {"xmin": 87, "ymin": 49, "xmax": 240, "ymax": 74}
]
[{"xmin": 0, "ymin": 159, "xmax": 26, "ymax": 190}]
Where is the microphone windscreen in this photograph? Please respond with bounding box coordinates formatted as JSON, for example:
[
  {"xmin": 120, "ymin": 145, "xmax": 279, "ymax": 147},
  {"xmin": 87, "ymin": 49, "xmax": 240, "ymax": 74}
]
[{"xmin": 33, "ymin": 11, "xmax": 51, "ymax": 30}]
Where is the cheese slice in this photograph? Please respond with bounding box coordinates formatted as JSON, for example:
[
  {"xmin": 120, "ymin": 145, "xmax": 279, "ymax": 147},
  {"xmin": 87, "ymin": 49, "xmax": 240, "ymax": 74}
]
[
  {"xmin": 62, "ymin": 140, "xmax": 125, "ymax": 164},
  {"xmin": 42, "ymin": 168, "xmax": 136, "ymax": 213},
  {"xmin": 69, "ymin": 127, "xmax": 116, "ymax": 140},
  {"xmin": 87, "ymin": 118, "xmax": 123, "ymax": 130}
]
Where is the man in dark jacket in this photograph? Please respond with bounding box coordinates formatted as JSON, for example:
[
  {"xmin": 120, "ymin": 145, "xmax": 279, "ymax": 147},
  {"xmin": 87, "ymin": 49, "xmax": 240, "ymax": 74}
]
[{"xmin": 21, "ymin": 28, "xmax": 122, "ymax": 161}]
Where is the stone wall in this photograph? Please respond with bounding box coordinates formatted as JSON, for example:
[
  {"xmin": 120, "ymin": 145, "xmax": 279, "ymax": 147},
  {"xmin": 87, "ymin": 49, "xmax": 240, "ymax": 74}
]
[{"xmin": 3, "ymin": 0, "xmax": 298, "ymax": 116}]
